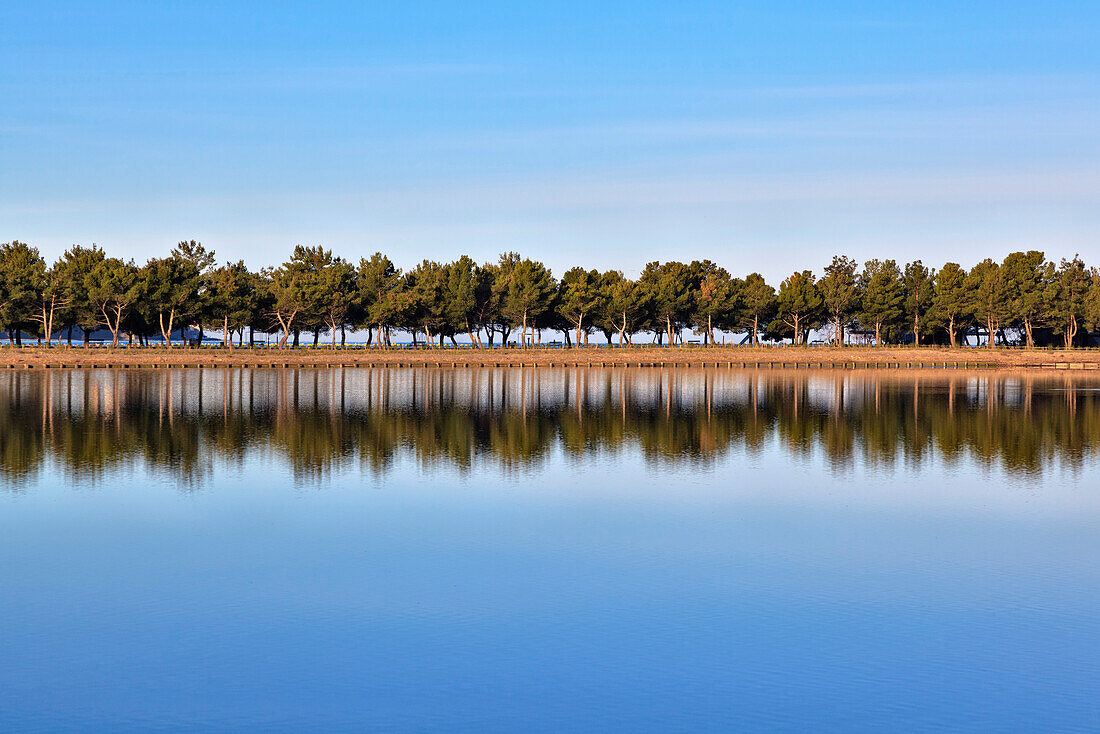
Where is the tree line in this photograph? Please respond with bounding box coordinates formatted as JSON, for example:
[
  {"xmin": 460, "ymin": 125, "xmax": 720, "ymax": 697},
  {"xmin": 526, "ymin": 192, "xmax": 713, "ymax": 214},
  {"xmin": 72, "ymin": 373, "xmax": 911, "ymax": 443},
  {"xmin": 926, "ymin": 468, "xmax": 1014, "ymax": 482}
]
[{"xmin": 1, "ymin": 240, "xmax": 1099, "ymax": 348}]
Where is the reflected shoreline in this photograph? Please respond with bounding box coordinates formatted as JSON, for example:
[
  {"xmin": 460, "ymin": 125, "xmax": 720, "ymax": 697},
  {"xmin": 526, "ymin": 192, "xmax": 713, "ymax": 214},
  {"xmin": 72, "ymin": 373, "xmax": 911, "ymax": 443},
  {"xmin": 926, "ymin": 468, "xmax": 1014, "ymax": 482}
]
[{"xmin": 1, "ymin": 367, "xmax": 1098, "ymax": 483}]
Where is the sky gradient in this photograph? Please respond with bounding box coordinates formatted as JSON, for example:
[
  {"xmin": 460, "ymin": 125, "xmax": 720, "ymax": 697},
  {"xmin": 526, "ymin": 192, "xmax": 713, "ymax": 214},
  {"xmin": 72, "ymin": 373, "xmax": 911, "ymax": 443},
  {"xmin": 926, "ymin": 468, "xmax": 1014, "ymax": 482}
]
[{"xmin": 3, "ymin": 1, "xmax": 1099, "ymax": 281}]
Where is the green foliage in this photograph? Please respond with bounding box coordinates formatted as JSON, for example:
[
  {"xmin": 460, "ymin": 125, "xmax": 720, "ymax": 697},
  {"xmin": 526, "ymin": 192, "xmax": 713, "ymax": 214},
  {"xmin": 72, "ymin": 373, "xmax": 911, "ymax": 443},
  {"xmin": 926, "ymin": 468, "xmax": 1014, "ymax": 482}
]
[
  {"xmin": 739, "ymin": 273, "xmax": 776, "ymax": 345},
  {"xmin": 318, "ymin": 258, "xmax": 357, "ymax": 345},
  {"xmin": 442, "ymin": 255, "xmax": 485, "ymax": 344},
  {"xmin": 6, "ymin": 238, "xmax": 1100, "ymax": 348},
  {"xmin": 356, "ymin": 253, "xmax": 404, "ymax": 345},
  {"xmin": 1001, "ymin": 251, "xmax": 1049, "ymax": 346},
  {"xmin": 928, "ymin": 262, "xmax": 969, "ymax": 346},
  {"xmin": 639, "ymin": 261, "xmax": 694, "ymax": 344},
  {"xmin": 820, "ymin": 255, "xmax": 860, "ymax": 345},
  {"xmin": 172, "ymin": 240, "xmax": 215, "ymax": 274},
  {"xmin": 406, "ymin": 260, "xmax": 447, "ymax": 344},
  {"xmin": 690, "ymin": 260, "xmax": 737, "ymax": 344},
  {"xmin": 266, "ymin": 245, "xmax": 335, "ymax": 346},
  {"xmin": 54, "ymin": 245, "xmax": 107, "ymax": 341},
  {"xmin": 85, "ymin": 258, "xmax": 140, "ymax": 346},
  {"xmin": 774, "ymin": 270, "xmax": 823, "ymax": 345},
  {"xmin": 967, "ymin": 258, "xmax": 1008, "ymax": 347},
  {"xmin": 501, "ymin": 257, "xmax": 556, "ymax": 346},
  {"xmin": 858, "ymin": 259, "xmax": 904, "ymax": 346},
  {"xmin": 595, "ymin": 271, "xmax": 649, "ymax": 344},
  {"xmin": 482, "ymin": 252, "xmax": 521, "ymax": 344},
  {"xmin": 1086, "ymin": 271, "xmax": 1100, "ymax": 334},
  {"xmin": 140, "ymin": 252, "xmax": 204, "ymax": 344},
  {"xmin": 558, "ymin": 267, "xmax": 603, "ymax": 345},
  {"xmin": 902, "ymin": 260, "xmax": 935, "ymax": 346},
  {"xmin": 207, "ymin": 261, "xmax": 256, "ymax": 346},
  {"xmin": 0, "ymin": 241, "xmax": 46, "ymax": 341},
  {"xmin": 1046, "ymin": 256, "xmax": 1090, "ymax": 348}
]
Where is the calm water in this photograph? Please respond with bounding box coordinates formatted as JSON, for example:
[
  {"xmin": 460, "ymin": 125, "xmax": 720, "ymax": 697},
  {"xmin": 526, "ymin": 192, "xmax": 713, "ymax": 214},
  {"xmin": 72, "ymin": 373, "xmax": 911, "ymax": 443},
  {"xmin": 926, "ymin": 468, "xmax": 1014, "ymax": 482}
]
[{"xmin": 2, "ymin": 367, "xmax": 1099, "ymax": 732}]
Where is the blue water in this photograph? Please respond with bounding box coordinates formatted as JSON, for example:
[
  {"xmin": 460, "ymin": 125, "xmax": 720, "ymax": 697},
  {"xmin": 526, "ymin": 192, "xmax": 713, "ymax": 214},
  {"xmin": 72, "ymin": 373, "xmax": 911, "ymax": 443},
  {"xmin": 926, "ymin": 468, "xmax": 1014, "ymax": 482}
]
[{"xmin": 1, "ymin": 369, "xmax": 1099, "ymax": 731}]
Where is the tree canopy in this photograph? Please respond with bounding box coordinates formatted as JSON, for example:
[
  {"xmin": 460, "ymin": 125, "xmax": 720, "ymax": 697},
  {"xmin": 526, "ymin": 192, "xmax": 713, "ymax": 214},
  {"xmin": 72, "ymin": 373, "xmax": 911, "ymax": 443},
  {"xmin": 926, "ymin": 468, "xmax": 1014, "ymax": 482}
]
[{"xmin": 2, "ymin": 241, "xmax": 1100, "ymax": 348}]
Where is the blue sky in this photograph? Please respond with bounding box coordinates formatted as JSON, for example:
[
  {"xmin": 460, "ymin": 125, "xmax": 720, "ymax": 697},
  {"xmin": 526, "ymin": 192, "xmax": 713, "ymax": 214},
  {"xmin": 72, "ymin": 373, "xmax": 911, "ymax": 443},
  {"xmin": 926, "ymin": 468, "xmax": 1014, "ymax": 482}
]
[{"xmin": 2, "ymin": 1, "xmax": 1098, "ymax": 281}]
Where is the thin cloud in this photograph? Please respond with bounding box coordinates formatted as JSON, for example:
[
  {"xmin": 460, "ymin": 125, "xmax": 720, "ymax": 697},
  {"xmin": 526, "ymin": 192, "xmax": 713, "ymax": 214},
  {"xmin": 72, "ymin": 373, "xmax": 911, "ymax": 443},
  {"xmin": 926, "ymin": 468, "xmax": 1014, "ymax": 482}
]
[{"xmin": 6, "ymin": 166, "xmax": 1099, "ymax": 218}]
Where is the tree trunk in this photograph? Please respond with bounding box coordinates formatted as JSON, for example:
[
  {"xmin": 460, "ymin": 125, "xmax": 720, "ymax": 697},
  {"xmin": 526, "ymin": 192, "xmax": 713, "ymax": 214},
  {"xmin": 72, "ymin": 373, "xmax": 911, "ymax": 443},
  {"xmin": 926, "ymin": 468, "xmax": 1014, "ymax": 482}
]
[
  {"xmin": 465, "ymin": 319, "xmax": 481, "ymax": 348},
  {"xmin": 1024, "ymin": 318, "xmax": 1034, "ymax": 347},
  {"xmin": 913, "ymin": 313, "xmax": 920, "ymax": 346},
  {"xmin": 102, "ymin": 305, "xmax": 122, "ymax": 347},
  {"xmin": 875, "ymin": 322, "xmax": 881, "ymax": 348},
  {"xmin": 39, "ymin": 303, "xmax": 56, "ymax": 347},
  {"xmin": 275, "ymin": 313, "xmax": 295, "ymax": 348},
  {"xmin": 159, "ymin": 309, "xmax": 175, "ymax": 349},
  {"xmin": 947, "ymin": 315, "xmax": 957, "ymax": 347}
]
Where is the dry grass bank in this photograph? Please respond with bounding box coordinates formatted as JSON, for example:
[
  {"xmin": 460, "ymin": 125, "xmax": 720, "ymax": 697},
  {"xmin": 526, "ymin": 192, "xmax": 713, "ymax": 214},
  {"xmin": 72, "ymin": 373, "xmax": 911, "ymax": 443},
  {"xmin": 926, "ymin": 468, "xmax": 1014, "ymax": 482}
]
[{"xmin": 1, "ymin": 345, "xmax": 1099, "ymax": 370}]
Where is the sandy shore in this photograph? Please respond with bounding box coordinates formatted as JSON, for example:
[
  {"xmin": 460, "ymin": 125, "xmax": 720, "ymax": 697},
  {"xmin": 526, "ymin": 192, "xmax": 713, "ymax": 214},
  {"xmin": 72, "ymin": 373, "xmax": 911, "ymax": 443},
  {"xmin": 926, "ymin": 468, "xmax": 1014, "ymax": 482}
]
[{"xmin": 0, "ymin": 345, "xmax": 1099, "ymax": 370}]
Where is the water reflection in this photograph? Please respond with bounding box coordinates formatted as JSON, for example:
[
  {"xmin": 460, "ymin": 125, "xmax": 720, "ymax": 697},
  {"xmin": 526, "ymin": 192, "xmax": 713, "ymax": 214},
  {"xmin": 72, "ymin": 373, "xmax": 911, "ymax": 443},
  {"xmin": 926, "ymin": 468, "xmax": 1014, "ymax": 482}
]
[{"xmin": 1, "ymin": 367, "xmax": 1098, "ymax": 484}]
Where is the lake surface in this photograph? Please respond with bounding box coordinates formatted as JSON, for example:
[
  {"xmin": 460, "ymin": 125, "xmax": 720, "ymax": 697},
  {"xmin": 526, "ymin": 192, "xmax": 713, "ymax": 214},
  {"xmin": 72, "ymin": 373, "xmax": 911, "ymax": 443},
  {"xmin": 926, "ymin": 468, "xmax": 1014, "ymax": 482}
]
[{"xmin": 2, "ymin": 367, "xmax": 1099, "ymax": 732}]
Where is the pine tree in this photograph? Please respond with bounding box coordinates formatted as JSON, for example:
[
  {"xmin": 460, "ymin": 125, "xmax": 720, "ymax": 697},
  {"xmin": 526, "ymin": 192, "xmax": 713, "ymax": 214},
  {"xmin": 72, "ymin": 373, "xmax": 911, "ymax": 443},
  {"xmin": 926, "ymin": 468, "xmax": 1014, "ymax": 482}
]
[
  {"xmin": 902, "ymin": 260, "xmax": 935, "ymax": 346},
  {"xmin": 820, "ymin": 255, "xmax": 860, "ymax": 346},
  {"xmin": 859, "ymin": 259, "xmax": 904, "ymax": 346},
  {"xmin": 775, "ymin": 270, "xmax": 823, "ymax": 345}
]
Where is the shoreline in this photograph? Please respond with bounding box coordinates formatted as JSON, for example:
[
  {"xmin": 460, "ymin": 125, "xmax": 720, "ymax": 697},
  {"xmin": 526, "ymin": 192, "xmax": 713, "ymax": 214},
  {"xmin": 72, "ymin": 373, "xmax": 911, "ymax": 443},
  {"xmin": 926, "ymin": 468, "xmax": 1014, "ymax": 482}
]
[{"xmin": 1, "ymin": 346, "xmax": 1099, "ymax": 370}]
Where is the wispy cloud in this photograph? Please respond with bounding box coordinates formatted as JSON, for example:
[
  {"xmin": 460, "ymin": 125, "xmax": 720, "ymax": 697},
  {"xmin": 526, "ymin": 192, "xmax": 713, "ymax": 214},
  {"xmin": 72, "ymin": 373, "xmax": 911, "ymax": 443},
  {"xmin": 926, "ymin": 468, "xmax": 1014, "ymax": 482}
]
[{"xmin": 7, "ymin": 164, "xmax": 1099, "ymax": 218}]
